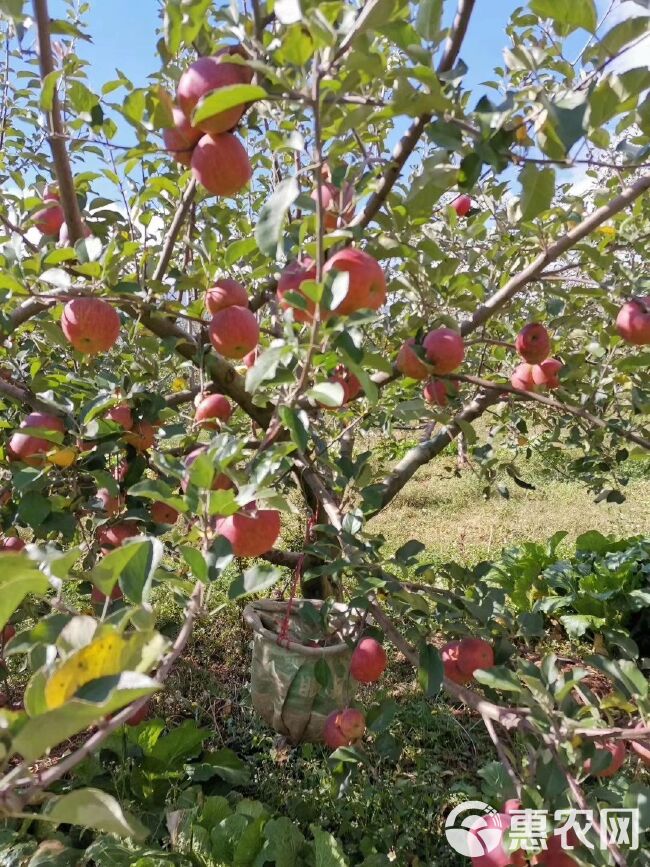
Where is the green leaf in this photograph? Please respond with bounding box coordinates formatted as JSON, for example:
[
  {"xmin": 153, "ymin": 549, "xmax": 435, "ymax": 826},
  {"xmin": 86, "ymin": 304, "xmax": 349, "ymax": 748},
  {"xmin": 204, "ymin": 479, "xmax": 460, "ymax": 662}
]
[
  {"xmin": 45, "ymin": 789, "xmax": 148, "ymax": 840},
  {"xmin": 311, "ymin": 826, "xmax": 348, "ymax": 866},
  {"xmin": 0, "ymin": 553, "xmax": 51, "ymax": 631},
  {"xmin": 418, "ymin": 643, "xmax": 443, "ymax": 697},
  {"xmin": 263, "ymin": 817, "xmax": 305, "ymax": 867},
  {"xmin": 180, "ymin": 546, "xmax": 208, "ymax": 582},
  {"xmin": 245, "ymin": 345, "xmax": 287, "ymax": 393},
  {"xmin": 279, "ymin": 406, "xmax": 309, "ymax": 452},
  {"xmin": 192, "ymin": 747, "xmax": 251, "ymax": 786},
  {"xmin": 17, "ymin": 491, "xmax": 51, "ymax": 528},
  {"xmin": 518, "ymin": 163, "xmax": 555, "ymax": 220},
  {"xmin": 307, "ymin": 381, "xmax": 345, "ymax": 408},
  {"xmin": 40, "ymin": 70, "xmax": 61, "ymax": 111},
  {"xmin": 415, "ymin": 0, "xmax": 443, "ymax": 41},
  {"xmin": 530, "ymin": 0, "xmax": 597, "ymax": 34},
  {"xmin": 255, "ymin": 177, "xmax": 300, "ymax": 257},
  {"xmin": 91, "ymin": 538, "xmax": 163, "ymax": 604},
  {"xmin": 228, "ymin": 565, "xmax": 283, "ymax": 600},
  {"xmin": 127, "ymin": 479, "xmax": 187, "ymax": 512},
  {"xmin": 473, "ymin": 666, "xmax": 523, "ymax": 693},
  {"xmin": 148, "ymin": 719, "xmax": 210, "ymax": 766},
  {"xmin": 192, "ymin": 84, "xmax": 267, "ymax": 126}
]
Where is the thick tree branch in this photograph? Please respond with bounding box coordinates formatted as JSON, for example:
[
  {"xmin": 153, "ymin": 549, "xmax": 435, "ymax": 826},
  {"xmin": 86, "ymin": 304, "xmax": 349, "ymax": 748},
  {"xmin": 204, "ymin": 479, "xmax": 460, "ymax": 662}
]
[
  {"xmin": 461, "ymin": 173, "xmax": 650, "ymax": 337},
  {"xmin": 32, "ymin": 0, "xmax": 86, "ymax": 244},
  {"xmin": 0, "ymin": 377, "xmax": 64, "ymax": 416},
  {"xmin": 369, "ymin": 388, "xmax": 501, "ymax": 515},
  {"xmin": 351, "ymin": 0, "xmax": 476, "ymax": 230}
]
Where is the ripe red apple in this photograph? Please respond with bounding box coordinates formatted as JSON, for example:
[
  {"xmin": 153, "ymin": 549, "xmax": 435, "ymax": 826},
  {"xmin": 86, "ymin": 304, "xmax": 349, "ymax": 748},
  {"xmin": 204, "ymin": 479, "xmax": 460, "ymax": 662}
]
[
  {"xmin": 91, "ymin": 583, "xmax": 123, "ymax": 603},
  {"xmin": 441, "ymin": 641, "xmax": 471, "ymax": 685},
  {"xmin": 350, "ymin": 637, "xmax": 387, "ymax": 683},
  {"xmin": 337, "ymin": 708, "xmax": 366, "ymax": 741},
  {"xmin": 123, "ymin": 420, "xmax": 156, "ymax": 452},
  {"xmin": 59, "ymin": 221, "xmax": 92, "ymax": 245},
  {"xmin": 150, "ymin": 501, "xmax": 179, "ymax": 525},
  {"xmin": 323, "ymin": 710, "xmax": 350, "ymax": 749},
  {"xmin": 214, "ymin": 506, "xmax": 281, "ymax": 557},
  {"xmin": 312, "ymin": 181, "xmax": 355, "ymax": 231},
  {"xmin": 276, "ymin": 258, "xmax": 318, "ymax": 323},
  {"xmin": 422, "ymin": 328, "xmax": 465, "ymax": 374},
  {"xmin": 510, "ymin": 362, "xmax": 536, "ymax": 391},
  {"xmin": 1, "ymin": 537, "xmax": 26, "ymax": 552},
  {"xmin": 452, "ymin": 195, "xmax": 472, "ymax": 217},
  {"xmin": 515, "ymin": 323, "xmax": 551, "ymax": 363},
  {"xmin": 502, "ymin": 800, "xmax": 521, "ymax": 815},
  {"xmin": 194, "ymin": 393, "xmax": 233, "ymax": 429},
  {"xmin": 163, "ymin": 106, "xmax": 202, "ymax": 166},
  {"xmin": 532, "ymin": 358, "xmax": 562, "ymax": 389},
  {"xmin": 243, "ymin": 348, "xmax": 258, "ymax": 368},
  {"xmin": 457, "ymin": 638, "xmax": 494, "ymax": 677},
  {"xmin": 61, "ymin": 297, "xmax": 120, "ymax": 355},
  {"xmin": 423, "ymin": 378, "xmax": 447, "ymax": 406},
  {"xmin": 177, "ymin": 54, "xmax": 251, "ymax": 134},
  {"xmin": 469, "ymin": 812, "xmax": 526, "ymax": 867},
  {"xmin": 323, "ymin": 248, "xmax": 386, "ymax": 315},
  {"xmin": 8, "ymin": 412, "xmax": 66, "ymax": 467},
  {"xmin": 181, "ymin": 447, "xmax": 233, "ymax": 493},
  {"xmin": 616, "ymin": 297, "xmax": 650, "ymax": 345},
  {"xmin": 105, "ymin": 403, "xmax": 133, "ymax": 430},
  {"xmin": 205, "ymin": 278, "xmax": 248, "ymax": 314},
  {"xmin": 209, "ymin": 305, "xmax": 259, "ymax": 359},
  {"xmin": 97, "ymin": 522, "xmax": 141, "ymax": 551},
  {"xmin": 191, "ymin": 133, "xmax": 252, "ymax": 197},
  {"xmin": 329, "ymin": 366, "xmax": 361, "ymax": 404},
  {"xmin": 396, "ymin": 338, "xmax": 429, "ymax": 380},
  {"xmin": 33, "ymin": 202, "xmax": 64, "ymax": 236},
  {"xmin": 532, "ymin": 829, "xmax": 580, "ymax": 866},
  {"xmin": 125, "ymin": 701, "xmax": 150, "ymax": 726},
  {"xmin": 96, "ymin": 488, "xmax": 123, "ymax": 516},
  {"xmin": 583, "ymin": 739, "xmax": 626, "ymax": 778},
  {"xmin": 631, "ymin": 724, "xmax": 650, "ymax": 766}
]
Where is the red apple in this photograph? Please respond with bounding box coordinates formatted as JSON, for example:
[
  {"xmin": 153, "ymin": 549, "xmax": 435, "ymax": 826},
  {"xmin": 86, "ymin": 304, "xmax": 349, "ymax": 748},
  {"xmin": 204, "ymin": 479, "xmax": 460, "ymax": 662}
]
[
  {"xmin": 312, "ymin": 181, "xmax": 355, "ymax": 231},
  {"xmin": 163, "ymin": 106, "xmax": 202, "ymax": 167},
  {"xmin": 510, "ymin": 362, "xmax": 536, "ymax": 391},
  {"xmin": 583, "ymin": 739, "xmax": 626, "ymax": 778},
  {"xmin": 452, "ymin": 195, "xmax": 472, "ymax": 217},
  {"xmin": 8, "ymin": 412, "xmax": 66, "ymax": 467},
  {"xmin": 423, "ymin": 378, "xmax": 448, "ymax": 406},
  {"xmin": 191, "ymin": 133, "xmax": 252, "ymax": 197},
  {"xmin": 33, "ymin": 202, "xmax": 64, "ymax": 236},
  {"xmin": 469, "ymin": 812, "xmax": 526, "ymax": 867},
  {"xmin": 350, "ymin": 638, "xmax": 387, "ymax": 683},
  {"xmin": 125, "ymin": 701, "xmax": 150, "ymax": 726},
  {"xmin": 205, "ymin": 278, "xmax": 248, "ymax": 314},
  {"xmin": 194, "ymin": 393, "xmax": 233, "ymax": 429},
  {"xmin": 61, "ymin": 297, "xmax": 120, "ymax": 355},
  {"xmin": 457, "ymin": 638, "xmax": 494, "ymax": 677},
  {"xmin": 515, "ymin": 323, "xmax": 551, "ymax": 363},
  {"xmin": 337, "ymin": 708, "xmax": 366, "ymax": 741},
  {"xmin": 91, "ymin": 583, "xmax": 123, "ymax": 603},
  {"xmin": 97, "ymin": 522, "xmax": 141, "ymax": 551},
  {"xmin": 96, "ymin": 488, "xmax": 123, "ymax": 516},
  {"xmin": 323, "ymin": 248, "xmax": 386, "ymax": 316},
  {"xmin": 150, "ymin": 501, "xmax": 179, "ymax": 525},
  {"xmin": 276, "ymin": 258, "xmax": 318, "ymax": 323},
  {"xmin": 123, "ymin": 420, "xmax": 156, "ymax": 452},
  {"xmin": 177, "ymin": 55, "xmax": 251, "ymax": 134},
  {"xmin": 105, "ymin": 403, "xmax": 134, "ymax": 430},
  {"xmin": 323, "ymin": 710, "xmax": 349, "ymax": 749},
  {"xmin": 329, "ymin": 365, "xmax": 361, "ymax": 404},
  {"xmin": 532, "ymin": 829, "xmax": 580, "ymax": 866},
  {"xmin": 616, "ymin": 297, "xmax": 650, "ymax": 345},
  {"xmin": 441, "ymin": 641, "xmax": 471, "ymax": 685},
  {"xmin": 243, "ymin": 348, "xmax": 258, "ymax": 368},
  {"xmin": 396, "ymin": 338, "xmax": 429, "ymax": 380},
  {"xmin": 214, "ymin": 506, "xmax": 281, "ymax": 557},
  {"xmin": 1, "ymin": 624, "xmax": 16, "ymax": 644},
  {"xmin": 422, "ymin": 328, "xmax": 464, "ymax": 374},
  {"xmin": 209, "ymin": 305, "xmax": 259, "ymax": 359},
  {"xmin": 0, "ymin": 537, "xmax": 26, "ymax": 552},
  {"xmin": 532, "ymin": 358, "xmax": 562, "ymax": 389}
]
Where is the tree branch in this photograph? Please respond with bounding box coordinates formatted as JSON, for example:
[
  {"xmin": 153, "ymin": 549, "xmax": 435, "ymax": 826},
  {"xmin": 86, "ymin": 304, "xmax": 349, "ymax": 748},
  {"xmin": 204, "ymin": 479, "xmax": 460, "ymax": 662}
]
[
  {"xmin": 461, "ymin": 173, "xmax": 650, "ymax": 337},
  {"xmin": 32, "ymin": 0, "xmax": 86, "ymax": 244},
  {"xmin": 351, "ymin": 0, "xmax": 476, "ymax": 230},
  {"xmin": 151, "ymin": 179, "xmax": 197, "ymax": 283}
]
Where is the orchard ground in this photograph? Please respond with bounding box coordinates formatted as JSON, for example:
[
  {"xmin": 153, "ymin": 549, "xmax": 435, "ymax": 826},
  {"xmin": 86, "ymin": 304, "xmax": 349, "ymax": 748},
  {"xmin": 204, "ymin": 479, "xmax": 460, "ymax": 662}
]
[{"xmin": 84, "ymin": 441, "xmax": 647, "ymax": 866}]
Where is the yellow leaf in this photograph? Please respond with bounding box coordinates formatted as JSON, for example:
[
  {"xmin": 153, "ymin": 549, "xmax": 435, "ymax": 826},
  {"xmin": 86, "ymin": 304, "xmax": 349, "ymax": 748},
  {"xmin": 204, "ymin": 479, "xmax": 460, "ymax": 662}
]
[
  {"xmin": 597, "ymin": 225, "xmax": 616, "ymax": 238},
  {"xmin": 171, "ymin": 377, "xmax": 186, "ymax": 392},
  {"xmin": 47, "ymin": 447, "xmax": 77, "ymax": 468},
  {"xmin": 44, "ymin": 634, "xmax": 128, "ymax": 709}
]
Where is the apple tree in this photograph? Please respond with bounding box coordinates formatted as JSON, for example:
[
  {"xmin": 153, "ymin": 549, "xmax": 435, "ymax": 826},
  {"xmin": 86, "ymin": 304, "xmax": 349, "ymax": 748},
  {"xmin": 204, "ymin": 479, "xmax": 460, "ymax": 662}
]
[{"xmin": 0, "ymin": 0, "xmax": 649, "ymax": 862}]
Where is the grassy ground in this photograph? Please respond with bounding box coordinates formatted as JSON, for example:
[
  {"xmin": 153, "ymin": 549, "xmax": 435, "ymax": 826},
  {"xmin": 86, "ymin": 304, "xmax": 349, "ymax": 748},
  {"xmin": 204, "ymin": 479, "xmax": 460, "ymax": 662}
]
[{"xmin": 148, "ymin": 444, "xmax": 650, "ymax": 865}]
